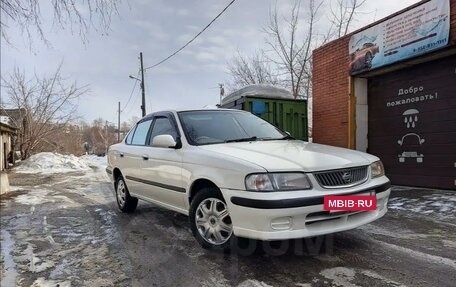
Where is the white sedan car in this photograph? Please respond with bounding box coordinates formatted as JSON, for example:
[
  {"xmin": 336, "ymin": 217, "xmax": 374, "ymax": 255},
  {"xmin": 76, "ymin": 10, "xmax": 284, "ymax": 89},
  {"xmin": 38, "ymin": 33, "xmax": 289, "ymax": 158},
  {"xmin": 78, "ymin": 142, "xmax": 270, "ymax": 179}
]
[{"xmin": 106, "ymin": 109, "xmax": 390, "ymax": 249}]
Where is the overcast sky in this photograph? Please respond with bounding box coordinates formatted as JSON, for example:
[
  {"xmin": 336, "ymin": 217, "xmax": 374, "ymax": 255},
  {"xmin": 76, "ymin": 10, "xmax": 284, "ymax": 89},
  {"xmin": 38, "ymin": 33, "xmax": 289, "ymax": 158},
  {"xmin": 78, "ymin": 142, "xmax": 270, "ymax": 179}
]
[{"xmin": 1, "ymin": 0, "xmax": 419, "ymax": 124}]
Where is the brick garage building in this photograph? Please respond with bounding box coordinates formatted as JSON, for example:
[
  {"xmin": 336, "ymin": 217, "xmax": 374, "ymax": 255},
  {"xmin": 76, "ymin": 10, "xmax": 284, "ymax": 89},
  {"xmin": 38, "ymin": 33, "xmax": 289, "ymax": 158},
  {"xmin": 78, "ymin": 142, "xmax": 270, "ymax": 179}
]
[{"xmin": 312, "ymin": 0, "xmax": 456, "ymax": 190}]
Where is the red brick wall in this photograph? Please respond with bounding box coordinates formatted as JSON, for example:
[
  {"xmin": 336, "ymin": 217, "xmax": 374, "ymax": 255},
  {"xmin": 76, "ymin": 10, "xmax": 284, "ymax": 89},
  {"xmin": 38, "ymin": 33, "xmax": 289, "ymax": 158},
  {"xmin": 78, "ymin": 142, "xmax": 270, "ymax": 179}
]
[
  {"xmin": 312, "ymin": 0, "xmax": 456, "ymax": 148},
  {"xmin": 312, "ymin": 35, "xmax": 351, "ymax": 147}
]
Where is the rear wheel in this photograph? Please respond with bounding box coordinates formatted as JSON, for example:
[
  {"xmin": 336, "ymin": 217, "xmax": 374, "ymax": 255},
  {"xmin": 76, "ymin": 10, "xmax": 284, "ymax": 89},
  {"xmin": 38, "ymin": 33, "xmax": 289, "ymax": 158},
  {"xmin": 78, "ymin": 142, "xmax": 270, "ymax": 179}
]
[
  {"xmin": 115, "ymin": 176, "xmax": 138, "ymax": 213},
  {"xmin": 189, "ymin": 188, "xmax": 233, "ymax": 250}
]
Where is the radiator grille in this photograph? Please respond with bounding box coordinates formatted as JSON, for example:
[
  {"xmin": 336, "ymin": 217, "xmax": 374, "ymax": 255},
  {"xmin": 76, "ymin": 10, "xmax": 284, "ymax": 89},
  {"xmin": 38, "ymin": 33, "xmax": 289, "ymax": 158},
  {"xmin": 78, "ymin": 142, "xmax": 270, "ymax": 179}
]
[{"xmin": 314, "ymin": 166, "xmax": 368, "ymax": 188}]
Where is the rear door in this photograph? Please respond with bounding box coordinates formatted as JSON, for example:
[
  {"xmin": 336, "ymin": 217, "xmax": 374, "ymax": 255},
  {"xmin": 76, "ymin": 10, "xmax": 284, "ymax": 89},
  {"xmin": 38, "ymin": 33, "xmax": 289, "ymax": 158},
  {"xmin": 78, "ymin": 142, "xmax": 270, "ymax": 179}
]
[{"xmin": 122, "ymin": 118, "xmax": 153, "ymax": 198}]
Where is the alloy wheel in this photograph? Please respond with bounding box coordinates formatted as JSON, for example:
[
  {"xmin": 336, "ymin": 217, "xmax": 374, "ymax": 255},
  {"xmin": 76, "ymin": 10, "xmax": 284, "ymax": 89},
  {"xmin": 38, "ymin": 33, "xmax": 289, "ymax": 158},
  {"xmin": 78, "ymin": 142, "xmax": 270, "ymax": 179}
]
[
  {"xmin": 117, "ymin": 180, "xmax": 126, "ymax": 207},
  {"xmin": 195, "ymin": 198, "xmax": 233, "ymax": 245}
]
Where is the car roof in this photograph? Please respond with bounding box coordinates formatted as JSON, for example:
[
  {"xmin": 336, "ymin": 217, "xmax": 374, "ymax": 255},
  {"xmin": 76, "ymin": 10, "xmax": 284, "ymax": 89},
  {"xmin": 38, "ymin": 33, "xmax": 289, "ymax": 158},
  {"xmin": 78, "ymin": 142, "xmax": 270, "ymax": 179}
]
[{"xmin": 144, "ymin": 108, "xmax": 247, "ymax": 117}]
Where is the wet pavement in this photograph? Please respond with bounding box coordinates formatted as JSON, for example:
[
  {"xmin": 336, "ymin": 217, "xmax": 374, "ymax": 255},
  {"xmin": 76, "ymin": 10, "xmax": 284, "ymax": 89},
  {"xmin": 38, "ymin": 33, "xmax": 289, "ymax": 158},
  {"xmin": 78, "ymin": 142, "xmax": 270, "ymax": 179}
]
[{"xmin": 1, "ymin": 166, "xmax": 455, "ymax": 287}]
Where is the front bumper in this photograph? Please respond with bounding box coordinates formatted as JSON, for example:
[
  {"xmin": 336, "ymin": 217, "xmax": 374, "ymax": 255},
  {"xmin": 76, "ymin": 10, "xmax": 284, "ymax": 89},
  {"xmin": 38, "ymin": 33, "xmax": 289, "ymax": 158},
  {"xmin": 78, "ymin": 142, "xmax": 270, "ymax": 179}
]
[
  {"xmin": 105, "ymin": 166, "xmax": 114, "ymax": 181},
  {"xmin": 222, "ymin": 178, "xmax": 390, "ymax": 241}
]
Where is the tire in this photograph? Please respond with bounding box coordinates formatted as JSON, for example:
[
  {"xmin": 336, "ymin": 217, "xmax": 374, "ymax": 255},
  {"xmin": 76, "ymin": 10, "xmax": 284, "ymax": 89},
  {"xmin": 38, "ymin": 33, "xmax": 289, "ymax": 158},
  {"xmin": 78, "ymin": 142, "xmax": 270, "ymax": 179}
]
[
  {"xmin": 115, "ymin": 175, "xmax": 138, "ymax": 213},
  {"xmin": 189, "ymin": 187, "xmax": 234, "ymax": 250}
]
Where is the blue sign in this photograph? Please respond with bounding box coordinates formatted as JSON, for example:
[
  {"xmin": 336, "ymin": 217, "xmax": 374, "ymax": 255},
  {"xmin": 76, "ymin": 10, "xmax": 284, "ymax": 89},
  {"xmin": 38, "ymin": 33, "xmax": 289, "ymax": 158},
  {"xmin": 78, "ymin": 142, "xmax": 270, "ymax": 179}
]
[
  {"xmin": 349, "ymin": 0, "xmax": 450, "ymax": 75},
  {"xmin": 252, "ymin": 101, "xmax": 266, "ymax": 115}
]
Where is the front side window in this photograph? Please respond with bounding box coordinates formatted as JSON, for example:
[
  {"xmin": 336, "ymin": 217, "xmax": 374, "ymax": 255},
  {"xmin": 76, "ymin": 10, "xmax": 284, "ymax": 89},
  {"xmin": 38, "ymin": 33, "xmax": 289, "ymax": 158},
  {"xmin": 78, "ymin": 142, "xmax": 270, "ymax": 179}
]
[
  {"xmin": 149, "ymin": 117, "xmax": 178, "ymax": 145},
  {"xmin": 131, "ymin": 119, "xmax": 152, "ymax": 145},
  {"xmin": 178, "ymin": 110, "xmax": 287, "ymax": 145}
]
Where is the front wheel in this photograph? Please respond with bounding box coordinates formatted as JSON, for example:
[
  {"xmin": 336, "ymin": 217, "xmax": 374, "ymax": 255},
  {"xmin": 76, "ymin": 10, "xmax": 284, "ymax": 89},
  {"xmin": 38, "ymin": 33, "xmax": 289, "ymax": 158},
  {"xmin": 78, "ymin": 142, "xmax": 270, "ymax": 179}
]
[
  {"xmin": 115, "ymin": 176, "xmax": 138, "ymax": 213},
  {"xmin": 189, "ymin": 188, "xmax": 234, "ymax": 250}
]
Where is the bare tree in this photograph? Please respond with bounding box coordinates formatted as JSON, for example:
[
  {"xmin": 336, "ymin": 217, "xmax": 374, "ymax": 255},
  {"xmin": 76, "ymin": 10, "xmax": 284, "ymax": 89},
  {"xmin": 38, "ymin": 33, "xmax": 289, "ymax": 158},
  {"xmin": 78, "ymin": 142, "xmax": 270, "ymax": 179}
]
[
  {"xmin": 128, "ymin": 116, "xmax": 140, "ymax": 127},
  {"xmin": 78, "ymin": 118, "xmax": 118, "ymax": 155},
  {"xmin": 38, "ymin": 123, "xmax": 85, "ymax": 155},
  {"xmin": 328, "ymin": 0, "xmax": 368, "ymax": 39},
  {"xmin": 120, "ymin": 121, "xmax": 131, "ymax": 133},
  {"xmin": 227, "ymin": 51, "xmax": 279, "ymax": 90},
  {"xmin": 263, "ymin": 0, "xmax": 323, "ymax": 99},
  {"xmin": 0, "ymin": 0, "xmax": 121, "ymax": 46},
  {"xmin": 227, "ymin": 0, "xmax": 368, "ymax": 99},
  {"xmin": 89, "ymin": 119, "xmax": 116, "ymax": 155},
  {"xmin": 1, "ymin": 64, "xmax": 88, "ymax": 159}
]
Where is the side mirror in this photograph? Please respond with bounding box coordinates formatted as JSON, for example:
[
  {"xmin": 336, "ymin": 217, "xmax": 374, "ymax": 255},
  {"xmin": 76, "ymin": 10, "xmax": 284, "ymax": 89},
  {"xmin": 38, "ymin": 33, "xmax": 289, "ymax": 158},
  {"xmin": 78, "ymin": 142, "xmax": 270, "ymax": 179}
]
[
  {"xmin": 285, "ymin": 131, "xmax": 291, "ymax": 136},
  {"xmin": 152, "ymin": 135, "xmax": 177, "ymax": 148}
]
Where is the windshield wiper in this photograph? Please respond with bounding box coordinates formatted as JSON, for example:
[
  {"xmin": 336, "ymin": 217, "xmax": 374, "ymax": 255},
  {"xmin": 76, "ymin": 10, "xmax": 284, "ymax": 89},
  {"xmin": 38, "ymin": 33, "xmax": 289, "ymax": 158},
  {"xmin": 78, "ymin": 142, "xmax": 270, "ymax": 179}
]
[
  {"xmin": 225, "ymin": 136, "xmax": 258, "ymax": 143},
  {"xmin": 261, "ymin": 135, "xmax": 295, "ymax": 141},
  {"xmin": 279, "ymin": 135, "xmax": 295, "ymax": 140}
]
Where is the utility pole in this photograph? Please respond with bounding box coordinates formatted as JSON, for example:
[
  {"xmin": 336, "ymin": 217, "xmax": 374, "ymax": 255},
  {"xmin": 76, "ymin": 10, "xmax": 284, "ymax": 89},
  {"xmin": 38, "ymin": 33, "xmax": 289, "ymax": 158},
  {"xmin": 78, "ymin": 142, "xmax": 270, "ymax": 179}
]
[
  {"xmin": 140, "ymin": 52, "xmax": 146, "ymax": 117},
  {"xmin": 117, "ymin": 101, "xmax": 121, "ymax": 142},
  {"xmin": 219, "ymin": 83, "xmax": 225, "ymax": 106}
]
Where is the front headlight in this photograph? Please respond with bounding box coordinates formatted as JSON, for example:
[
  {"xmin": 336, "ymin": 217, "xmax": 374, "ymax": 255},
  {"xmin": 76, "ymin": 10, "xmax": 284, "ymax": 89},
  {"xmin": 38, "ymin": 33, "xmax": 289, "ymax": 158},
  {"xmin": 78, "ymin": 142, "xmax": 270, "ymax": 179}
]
[
  {"xmin": 245, "ymin": 174, "xmax": 274, "ymax": 191},
  {"xmin": 370, "ymin": 161, "xmax": 385, "ymax": 178},
  {"xmin": 245, "ymin": 173, "xmax": 312, "ymax": 191}
]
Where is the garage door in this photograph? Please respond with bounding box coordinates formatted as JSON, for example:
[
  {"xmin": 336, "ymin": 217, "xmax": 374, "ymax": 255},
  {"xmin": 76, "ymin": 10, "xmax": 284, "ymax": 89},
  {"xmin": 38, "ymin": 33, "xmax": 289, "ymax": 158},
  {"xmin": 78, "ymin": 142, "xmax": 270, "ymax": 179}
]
[{"xmin": 368, "ymin": 56, "xmax": 456, "ymax": 190}]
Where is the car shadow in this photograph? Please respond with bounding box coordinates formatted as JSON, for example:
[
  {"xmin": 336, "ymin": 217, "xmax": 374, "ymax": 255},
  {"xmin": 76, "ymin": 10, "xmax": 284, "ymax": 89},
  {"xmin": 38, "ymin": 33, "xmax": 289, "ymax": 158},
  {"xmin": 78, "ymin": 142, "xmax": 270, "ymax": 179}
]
[{"xmin": 128, "ymin": 202, "xmax": 367, "ymax": 259}]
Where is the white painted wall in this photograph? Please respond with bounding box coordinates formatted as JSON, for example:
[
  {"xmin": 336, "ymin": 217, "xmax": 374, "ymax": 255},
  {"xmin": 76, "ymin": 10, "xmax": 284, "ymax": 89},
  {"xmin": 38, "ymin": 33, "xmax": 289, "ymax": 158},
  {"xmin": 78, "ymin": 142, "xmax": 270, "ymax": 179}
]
[
  {"xmin": 0, "ymin": 132, "xmax": 12, "ymax": 171},
  {"xmin": 0, "ymin": 172, "xmax": 10, "ymax": 195},
  {"xmin": 354, "ymin": 78, "xmax": 368, "ymax": 152}
]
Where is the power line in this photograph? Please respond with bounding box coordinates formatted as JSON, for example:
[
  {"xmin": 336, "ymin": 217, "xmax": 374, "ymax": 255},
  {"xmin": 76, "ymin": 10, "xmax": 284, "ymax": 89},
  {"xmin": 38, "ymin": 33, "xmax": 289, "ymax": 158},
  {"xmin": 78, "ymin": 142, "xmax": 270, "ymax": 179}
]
[
  {"xmin": 122, "ymin": 70, "xmax": 140, "ymax": 112},
  {"xmin": 110, "ymin": 112, "xmax": 117, "ymax": 125},
  {"xmin": 144, "ymin": 0, "xmax": 236, "ymax": 71},
  {"xmin": 125, "ymin": 89, "xmax": 141, "ymax": 116}
]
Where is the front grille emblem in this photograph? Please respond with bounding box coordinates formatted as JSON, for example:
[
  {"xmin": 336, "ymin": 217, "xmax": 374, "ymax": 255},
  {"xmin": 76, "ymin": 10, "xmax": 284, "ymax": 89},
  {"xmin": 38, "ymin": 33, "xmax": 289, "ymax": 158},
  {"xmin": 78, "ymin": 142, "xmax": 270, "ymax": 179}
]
[
  {"xmin": 314, "ymin": 166, "xmax": 368, "ymax": 188},
  {"xmin": 341, "ymin": 172, "xmax": 352, "ymax": 183}
]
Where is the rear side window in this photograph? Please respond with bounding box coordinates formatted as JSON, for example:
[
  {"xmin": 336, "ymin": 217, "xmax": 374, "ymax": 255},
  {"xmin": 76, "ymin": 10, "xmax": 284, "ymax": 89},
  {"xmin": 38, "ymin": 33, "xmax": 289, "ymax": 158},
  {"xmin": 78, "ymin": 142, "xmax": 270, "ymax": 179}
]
[
  {"xmin": 131, "ymin": 119, "xmax": 152, "ymax": 145},
  {"xmin": 149, "ymin": 117, "xmax": 178, "ymax": 145},
  {"xmin": 125, "ymin": 127, "xmax": 136, "ymax": 144}
]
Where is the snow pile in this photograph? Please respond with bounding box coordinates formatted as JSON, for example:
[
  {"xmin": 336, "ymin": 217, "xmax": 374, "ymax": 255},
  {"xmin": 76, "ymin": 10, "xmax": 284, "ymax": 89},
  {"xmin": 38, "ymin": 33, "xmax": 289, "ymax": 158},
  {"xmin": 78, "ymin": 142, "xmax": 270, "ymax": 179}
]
[
  {"xmin": 30, "ymin": 278, "xmax": 71, "ymax": 287},
  {"xmin": 79, "ymin": 154, "xmax": 109, "ymax": 182},
  {"xmin": 80, "ymin": 154, "xmax": 107, "ymax": 169},
  {"xmin": 15, "ymin": 152, "xmax": 92, "ymax": 174},
  {"xmin": 389, "ymin": 193, "xmax": 456, "ymax": 219}
]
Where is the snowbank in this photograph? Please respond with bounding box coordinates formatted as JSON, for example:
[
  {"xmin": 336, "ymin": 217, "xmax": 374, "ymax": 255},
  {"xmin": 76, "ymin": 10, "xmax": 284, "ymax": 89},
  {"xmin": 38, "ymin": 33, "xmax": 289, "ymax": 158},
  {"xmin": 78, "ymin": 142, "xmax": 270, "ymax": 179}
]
[
  {"xmin": 80, "ymin": 154, "xmax": 107, "ymax": 169},
  {"xmin": 389, "ymin": 194, "xmax": 456, "ymax": 219},
  {"xmin": 15, "ymin": 152, "xmax": 92, "ymax": 174}
]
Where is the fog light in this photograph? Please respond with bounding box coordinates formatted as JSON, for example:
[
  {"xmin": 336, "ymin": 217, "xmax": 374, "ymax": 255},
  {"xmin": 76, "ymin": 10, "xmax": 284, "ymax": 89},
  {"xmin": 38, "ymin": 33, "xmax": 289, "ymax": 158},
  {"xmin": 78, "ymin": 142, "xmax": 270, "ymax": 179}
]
[{"xmin": 271, "ymin": 217, "xmax": 292, "ymax": 230}]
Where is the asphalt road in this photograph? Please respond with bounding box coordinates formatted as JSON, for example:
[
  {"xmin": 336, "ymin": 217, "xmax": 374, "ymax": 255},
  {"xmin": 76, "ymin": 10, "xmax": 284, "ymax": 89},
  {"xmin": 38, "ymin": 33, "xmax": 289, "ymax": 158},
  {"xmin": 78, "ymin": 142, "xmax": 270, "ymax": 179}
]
[{"xmin": 1, "ymin": 166, "xmax": 455, "ymax": 287}]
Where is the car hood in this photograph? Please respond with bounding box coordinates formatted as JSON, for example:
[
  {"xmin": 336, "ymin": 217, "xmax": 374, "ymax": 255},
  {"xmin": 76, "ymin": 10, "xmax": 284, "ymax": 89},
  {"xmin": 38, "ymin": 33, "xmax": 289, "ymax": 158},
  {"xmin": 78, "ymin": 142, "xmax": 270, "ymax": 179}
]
[{"xmin": 198, "ymin": 140, "xmax": 378, "ymax": 172}]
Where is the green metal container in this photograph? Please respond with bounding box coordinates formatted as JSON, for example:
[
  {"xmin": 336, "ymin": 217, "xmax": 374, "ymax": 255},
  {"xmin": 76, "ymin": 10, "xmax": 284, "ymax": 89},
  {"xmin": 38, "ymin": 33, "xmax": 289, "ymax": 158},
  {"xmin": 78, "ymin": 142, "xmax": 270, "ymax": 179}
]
[{"xmin": 221, "ymin": 85, "xmax": 308, "ymax": 141}]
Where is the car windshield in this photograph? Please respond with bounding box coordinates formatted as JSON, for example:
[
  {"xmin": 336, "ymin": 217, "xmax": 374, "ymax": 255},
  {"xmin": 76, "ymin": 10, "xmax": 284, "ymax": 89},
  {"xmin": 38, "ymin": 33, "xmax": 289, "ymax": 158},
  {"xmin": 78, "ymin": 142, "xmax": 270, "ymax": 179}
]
[{"xmin": 178, "ymin": 110, "xmax": 289, "ymax": 145}]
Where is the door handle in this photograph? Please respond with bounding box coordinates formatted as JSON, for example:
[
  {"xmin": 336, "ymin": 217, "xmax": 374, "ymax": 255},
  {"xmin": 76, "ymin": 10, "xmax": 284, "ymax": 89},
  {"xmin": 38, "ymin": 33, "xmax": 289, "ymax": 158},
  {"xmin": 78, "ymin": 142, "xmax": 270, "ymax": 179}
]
[
  {"xmin": 119, "ymin": 153, "xmax": 124, "ymax": 158},
  {"xmin": 142, "ymin": 154, "xmax": 149, "ymax": 160}
]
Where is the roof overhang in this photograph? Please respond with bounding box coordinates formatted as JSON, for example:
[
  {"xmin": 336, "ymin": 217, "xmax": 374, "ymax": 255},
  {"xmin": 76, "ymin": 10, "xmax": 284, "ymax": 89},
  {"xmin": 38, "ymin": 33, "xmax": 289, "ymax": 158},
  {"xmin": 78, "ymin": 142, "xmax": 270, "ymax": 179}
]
[{"xmin": 0, "ymin": 122, "xmax": 18, "ymax": 134}]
